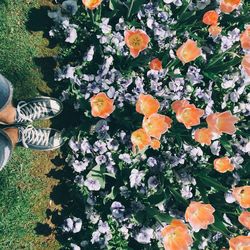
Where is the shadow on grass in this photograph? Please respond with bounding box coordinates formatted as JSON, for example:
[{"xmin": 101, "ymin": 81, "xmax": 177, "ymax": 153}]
[
  {"xmin": 26, "ymin": 5, "xmax": 85, "ymax": 249},
  {"xmin": 26, "ymin": 6, "xmax": 58, "ymax": 49}
]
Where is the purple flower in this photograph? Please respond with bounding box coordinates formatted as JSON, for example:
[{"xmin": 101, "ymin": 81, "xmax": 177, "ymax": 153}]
[
  {"xmin": 98, "ymin": 220, "xmax": 110, "ymax": 234},
  {"xmin": 107, "ymin": 139, "xmax": 119, "ymax": 151},
  {"xmin": 147, "ymin": 157, "xmax": 157, "ymax": 167},
  {"xmin": 63, "ymin": 217, "xmax": 82, "ymax": 233},
  {"xmin": 80, "ymin": 138, "xmax": 92, "ymax": 154},
  {"xmin": 95, "ymin": 155, "xmax": 107, "ymax": 165},
  {"xmin": 148, "ymin": 176, "xmax": 159, "ymax": 189},
  {"xmin": 72, "ymin": 159, "xmax": 89, "ymax": 173},
  {"xmin": 69, "ymin": 138, "xmax": 80, "ymax": 152},
  {"xmin": 61, "ymin": 0, "xmax": 78, "ymax": 15},
  {"xmin": 119, "ymin": 153, "xmax": 132, "ymax": 164},
  {"xmin": 93, "ymin": 140, "xmax": 107, "ymax": 154},
  {"xmin": 84, "ymin": 178, "xmax": 101, "ymax": 191},
  {"xmin": 110, "ymin": 201, "xmax": 125, "ymax": 219}
]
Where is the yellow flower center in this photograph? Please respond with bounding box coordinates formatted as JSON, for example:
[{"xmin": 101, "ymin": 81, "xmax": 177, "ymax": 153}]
[
  {"xmin": 128, "ymin": 34, "xmax": 143, "ymax": 49},
  {"xmin": 94, "ymin": 98, "xmax": 104, "ymax": 110}
]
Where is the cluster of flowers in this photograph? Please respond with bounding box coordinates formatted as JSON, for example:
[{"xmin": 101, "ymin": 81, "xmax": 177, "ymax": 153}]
[{"xmin": 48, "ymin": 0, "xmax": 250, "ymax": 249}]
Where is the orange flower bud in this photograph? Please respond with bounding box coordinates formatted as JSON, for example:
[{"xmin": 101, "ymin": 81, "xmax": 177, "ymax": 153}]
[
  {"xmin": 233, "ymin": 186, "xmax": 250, "ymax": 209},
  {"xmin": 202, "ymin": 10, "xmax": 219, "ymax": 25},
  {"xmin": 161, "ymin": 219, "xmax": 193, "ymax": 250},
  {"xmin": 240, "ymin": 27, "xmax": 250, "ymax": 50},
  {"xmin": 82, "ymin": 0, "xmax": 102, "ymax": 10},
  {"xmin": 206, "ymin": 111, "xmax": 239, "ymax": 135},
  {"xmin": 150, "ymin": 139, "xmax": 161, "ymax": 150},
  {"xmin": 209, "ymin": 25, "xmax": 222, "ymax": 37},
  {"xmin": 214, "ymin": 157, "xmax": 235, "ymax": 173},
  {"xmin": 185, "ymin": 201, "xmax": 215, "ymax": 232},
  {"xmin": 172, "ymin": 100, "xmax": 204, "ymax": 129},
  {"xmin": 220, "ymin": 0, "xmax": 241, "ymax": 14},
  {"xmin": 229, "ymin": 236, "xmax": 250, "ymax": 250},
  {"xmin": 90, "ymin": 92, "xmax": 115, "ymax": 118},
  {"xmin": 143, "ymin": 113, "xmax": 172, "ymax": 139},
  {"xmin": 238, "ymin": 211, "xmax": 250, "ymax": 230},
  {"xmin": 176, "ymin": 39, "xmax": 202, "ymax": 64},
  {"xmin": 242, "ymin": 54, "xmax": 250, "ymax": 77},
  {"xmin": 194, "ymin": 128, "xmax": 213, "ymax": 146},
  {"xmin": 131, "ymin": 128, "xmax": 151, "ymax": 152},
  {"xmin": 149, "ymin": 58, "xmax": 163, "ymax": 71},
  {"xmin": 136, "ymin": 94, "xmax": 160, "ymax": 117}
]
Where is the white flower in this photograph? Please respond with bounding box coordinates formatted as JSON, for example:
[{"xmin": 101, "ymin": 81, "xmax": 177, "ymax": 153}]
[
  {"xmin": 135, "ymin": 227, "xmax": 154, "ymax": 244},
  {"xmin": 129, "ymin": 169, "xmax": 145, "ymax": 188},
  {"xmin": 65, "ymin": 27, "xmax": 77, "ymax": 43}
]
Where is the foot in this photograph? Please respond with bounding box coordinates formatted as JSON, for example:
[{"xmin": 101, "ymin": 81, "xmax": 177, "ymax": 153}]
[
  {"xmin": 18, "ymin": 125, "xmax": 64, "ymax": 151},
  {"xmin": 15, "ymin": 97, "xmax": 63, "ymax": 124}
]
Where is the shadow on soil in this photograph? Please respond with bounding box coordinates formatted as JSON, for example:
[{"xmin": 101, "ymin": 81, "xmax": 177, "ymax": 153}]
[{"xmin": 26, "ymin": 5, "xmax": 84, "ymax": 249}]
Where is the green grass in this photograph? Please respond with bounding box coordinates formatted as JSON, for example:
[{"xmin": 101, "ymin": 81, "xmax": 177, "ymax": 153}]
[
  {"xmin": 0, "ymin": 149, "xmax": 43, "ymax": 249},
  {"xmin": 0, "ymin": 1, "xmax": 60, "ymax": 249}
]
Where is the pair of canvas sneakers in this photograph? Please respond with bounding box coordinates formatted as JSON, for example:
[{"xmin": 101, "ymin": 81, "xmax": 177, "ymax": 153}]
[{"xmin": 5, "ymin": 97, "xmax": 65, "ymax": 151}]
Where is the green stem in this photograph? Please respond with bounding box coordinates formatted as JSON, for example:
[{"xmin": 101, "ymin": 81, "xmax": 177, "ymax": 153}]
[{"xmin": 127, "ymin": 0, "xmax": 135, "ymax": 19}]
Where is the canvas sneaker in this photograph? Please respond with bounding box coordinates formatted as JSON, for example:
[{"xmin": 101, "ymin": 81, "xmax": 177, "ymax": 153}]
[
  {"xmin": 18, "ymin": 125, "xmax": 64, "ymax": 151},
  {"xmin": 15, "ymin": 96, "xmax": 63, "ymax": 123}
]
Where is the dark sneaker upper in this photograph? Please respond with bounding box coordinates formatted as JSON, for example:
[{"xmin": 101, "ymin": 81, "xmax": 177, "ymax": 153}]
[
  {"xmin": 18, "ymin": 125, "xmax": 64, "ymax": 151},
  {"xmin": 15, "ymin": 97, "xmax": 63, "ymax": 123}
]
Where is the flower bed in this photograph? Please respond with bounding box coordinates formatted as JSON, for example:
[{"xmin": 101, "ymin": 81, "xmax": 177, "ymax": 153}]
[{"xmin": 49, "ymin": 0, "xmax": 250, "ymax": 249}]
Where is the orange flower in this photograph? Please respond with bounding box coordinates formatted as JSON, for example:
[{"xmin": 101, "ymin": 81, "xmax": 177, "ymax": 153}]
[
  {"xmin": 151, "ymin": 139, "xmax": 161, "ymax": 150},
  {"xmin": 136, "ymin": 94, "xmax": 160, "ymax": 117},
  {"xmin": 238, "ymin": 211, "xmax": 250, "ymax": 230},
  {"xmin": 242, "ymin": 54, "xmax": 250, "ymax": 77},
  {"xmin": 194, "ymin": 128, "xmax": 213, "ymax": 146},
  {"xmin": 124, "ymin": 29, "xmax": 150, "ymax": 58},
  {"xmin": 143, "ymin": 114, "xmax": 172, "ymax": 139},
  {"xmin": 171, "ymin": 100, "xmax": 189, "ymax": 113},
  {"xmin": 161, "ymin": 219, "xmax": 193, "ymax": 250},
  {"xmin": 240, "ymin": 27, "xmax": 250, "ymax": 50},
  {"xmin": 149, "ymin": 58, "xmax": 163, "ymax": 71},
  {"xmin": 229, "ymin": 236, "xmax": 250, "ymax": 250},
  {"xmin": 209, "ymin": 25, "xmax": 222, "ymax": 37},
  {"xmin": 82, "ymin": 0, "xmax": 102, "ymax": 10},
  {"xmin": 214, "ymin": 157, "xmax": 235, "ymax": 173},
  {"xmin": 90, "ymin": 92, "xmax": 115, "ymax": 118},
  {"xmin": 185, "ymin": 201, "xmax": 215, "ymax": 232},
  {"xmin": 202, "ymin": 10, "xmax": 219, "ymax": 25},
  {"xmin": 131, "ymin": 128, "xmax": 151, "ymax": 152},
  {"xmin": 171, "ymin": 100, "xmax": 204, "ymax": 129},
  {"xmin": 220, "ymin": 0, "xmax": 241, "ymax": 14},
  {"xmin": 176, "ymin": 39, "xmax": 202, "ymax": 64},
  {"xmin": 206, "ymin": 111, "xmax": 239, "ymax": 135},
  {"xmin": 232, "ymin": 186, "xmax": 250, "ymax": 208}
]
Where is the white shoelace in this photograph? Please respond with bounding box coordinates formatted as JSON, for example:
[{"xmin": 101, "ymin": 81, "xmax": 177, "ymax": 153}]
[
  {"xmin": 16, "ymin": 101, "xmax": 49, "ymax": 122},
  {"xmin": 21, "ymin": 125, "xmax": 50, "ymax": 148}
]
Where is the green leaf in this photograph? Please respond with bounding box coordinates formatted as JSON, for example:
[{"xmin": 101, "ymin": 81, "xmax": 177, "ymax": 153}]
[
  {"xmin": 103, "ymin": 187, "xmax": 117, "ymax": 204},
  {"xmin": 206, "ymin": 57, "xmax": 242, "ymax": 74},
  {"xmin": 148, "ymin": 190, "xmax": 169, "ymax": 205},
  {"xmin": 87, "ymin": 165, "xmax": 106, "ymax": 189},
  {"xmin": 197, "ymin": 175, "xmax": 228, "ymax": 192},
  {"xmin": 221, "ymin": 138, "xmax": 234, "ymax": 156},
  {"xmin": 109, "ymin": 0, "xmax": 127, "ymax": 10},
  {"xmin": 147, "ymin": 207, "xmax": 173, "ymax": 224},
  {"xmin": 127, "ymin": 0, "xmax": 147, "ymax": 18},
  {"xmin": 210, "ymin": 213, "xmax": 231, "ymax": 237},
  {"xmin": 169, "ymin": 187, "xmax": 189, "ymax": 208}
]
